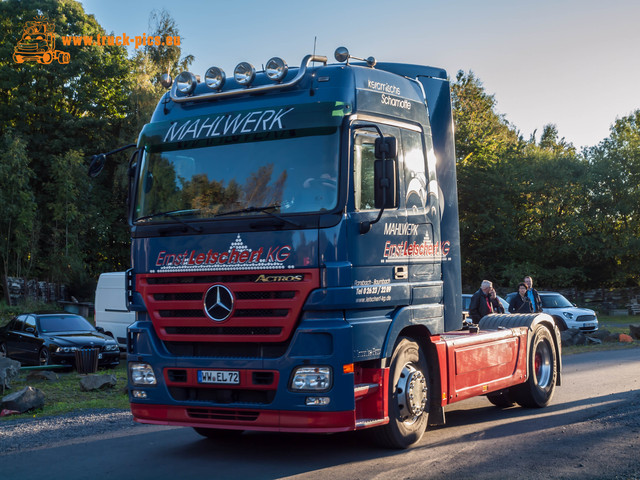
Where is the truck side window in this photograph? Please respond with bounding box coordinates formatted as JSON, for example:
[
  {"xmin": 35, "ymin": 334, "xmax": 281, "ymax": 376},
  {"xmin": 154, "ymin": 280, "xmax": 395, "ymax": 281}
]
[
  {"xmin": 353, "ymin": 133, "xmax": 377, "ymax": 211},
  {"xmin": 402, "ymin": 130, "xmax": 428, "ymax": 212}
]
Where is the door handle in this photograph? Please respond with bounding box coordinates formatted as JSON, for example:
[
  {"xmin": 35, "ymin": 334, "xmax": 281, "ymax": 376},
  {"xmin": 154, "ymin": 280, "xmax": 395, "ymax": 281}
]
[{"xmin": 394, "ymin": 266, "xmax": 408, "ymax": 280}]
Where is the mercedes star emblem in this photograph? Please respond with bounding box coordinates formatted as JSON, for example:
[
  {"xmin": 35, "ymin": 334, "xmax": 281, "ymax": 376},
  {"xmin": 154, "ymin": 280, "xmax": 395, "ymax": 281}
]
[{"xmin": 203, "ymin": 284, "xmax": 234, "ymax": 322}]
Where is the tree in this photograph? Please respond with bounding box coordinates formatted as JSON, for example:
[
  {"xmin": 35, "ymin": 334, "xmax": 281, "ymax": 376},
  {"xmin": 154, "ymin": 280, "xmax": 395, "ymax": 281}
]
[{"xmin": 0, "ymin": 132, "xmax": 37, "ymax": 291}]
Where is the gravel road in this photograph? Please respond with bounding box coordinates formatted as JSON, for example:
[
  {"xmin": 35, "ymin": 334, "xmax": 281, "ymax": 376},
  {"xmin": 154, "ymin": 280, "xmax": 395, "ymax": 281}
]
[{"xmin": 0, "ymin": 408, "xmax": 135, "ymax": 456}]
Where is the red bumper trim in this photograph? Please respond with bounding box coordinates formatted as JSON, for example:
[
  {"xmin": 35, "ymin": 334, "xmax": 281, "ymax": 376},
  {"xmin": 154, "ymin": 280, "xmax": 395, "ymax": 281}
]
[{"xmin": 131, "ymin": 404, "xmax": 356, "ymax": 433}]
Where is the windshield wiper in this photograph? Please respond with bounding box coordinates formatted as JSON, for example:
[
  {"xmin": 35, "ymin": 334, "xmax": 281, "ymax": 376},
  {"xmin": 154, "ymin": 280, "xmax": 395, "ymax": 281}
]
[
  {"xmin": 215, "ymin": 204, "xmax": 301, "ymax": 227},
  {"xmin": 135, "ymin": 209, "xmax": 202, "ymax": 233}
]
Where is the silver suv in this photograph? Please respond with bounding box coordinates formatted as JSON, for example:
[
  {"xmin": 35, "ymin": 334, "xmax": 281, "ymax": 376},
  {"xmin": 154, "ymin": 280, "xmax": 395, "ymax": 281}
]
[{"xmin": 506, "ymin": 291, "xmax": 598, "ymax": 332}]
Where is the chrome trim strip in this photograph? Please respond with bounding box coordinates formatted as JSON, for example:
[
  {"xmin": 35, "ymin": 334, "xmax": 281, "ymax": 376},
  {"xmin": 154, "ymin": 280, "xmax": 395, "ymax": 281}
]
[{"xmin": 170, "ymin": 54, "xmax": 328, "ymax": 103}]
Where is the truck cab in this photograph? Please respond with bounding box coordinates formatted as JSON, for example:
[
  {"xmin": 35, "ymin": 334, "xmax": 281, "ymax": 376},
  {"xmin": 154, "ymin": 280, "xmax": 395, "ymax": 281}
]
[{"xmin": 117, "ymin": 48, "xmax": 560, "ymax": 449}]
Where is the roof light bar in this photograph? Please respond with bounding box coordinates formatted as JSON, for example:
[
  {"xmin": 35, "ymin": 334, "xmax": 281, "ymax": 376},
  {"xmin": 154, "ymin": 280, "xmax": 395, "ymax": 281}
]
[
  {"xmin": 205, "ymin": 67, "xmax": 225, "ymax": 90},
  {"xmin": 265, "ymin": 57, "xmax": 288, "ymax": 82},
  {"xmin": 175, "ymin": 71, "xmax": 197, "ymax": 95},
  {"xmin": 234, "ymin": 62, "xmax": 256, "ymax": 86}
]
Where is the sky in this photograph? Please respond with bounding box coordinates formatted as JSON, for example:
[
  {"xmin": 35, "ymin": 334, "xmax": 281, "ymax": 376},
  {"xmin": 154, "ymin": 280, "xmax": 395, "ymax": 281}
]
[{"xmin": 79, "ymin": 0, "xmax": 640, "ymax": 150}]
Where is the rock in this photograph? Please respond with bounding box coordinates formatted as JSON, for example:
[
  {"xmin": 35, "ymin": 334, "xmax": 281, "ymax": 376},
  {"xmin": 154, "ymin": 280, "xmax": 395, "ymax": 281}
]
[
  {"xmin": 79, "ymin": 374, "xmax": 117, "ymax": 392},
  {"xmin": 629, "ymin": 324, "xmax": 640, "ymax": 340},
  {"xmin": 1, "ymin": 386, "xmax": 45, "ymax": 413},
  {"xmin": 586, "ymin": 336, "xmax": 602, "ymax": 345},
  {"xmin": 619, "ymin": 333, "xmax": 634, "ymax": 343},
  {"xmin": 588, "ymin": 329, "xmax": 611, "ymax": 341},
  {"xmin": 0, "ymin": 357, "xmax": 21, "ymax": 393},
  {"xmin": 26, "ymin": 370, "xmax": 59, "ymax": 382},
  {"xmin": 561, "ymin": 328, "xmax": 587, "ymax": 346}
]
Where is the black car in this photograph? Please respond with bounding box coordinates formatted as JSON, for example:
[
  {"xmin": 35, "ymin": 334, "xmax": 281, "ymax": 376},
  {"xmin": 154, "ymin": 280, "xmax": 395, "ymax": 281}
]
[{"xmin": 0, "ymin": 313, "xmax": 120, "ymax": 367}]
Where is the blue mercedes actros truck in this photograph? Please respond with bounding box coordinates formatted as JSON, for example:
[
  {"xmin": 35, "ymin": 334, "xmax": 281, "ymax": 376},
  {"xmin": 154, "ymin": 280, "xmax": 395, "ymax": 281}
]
[{"xmin": 92, "ymin": 47, "xmax": 561, "ymax": 448}]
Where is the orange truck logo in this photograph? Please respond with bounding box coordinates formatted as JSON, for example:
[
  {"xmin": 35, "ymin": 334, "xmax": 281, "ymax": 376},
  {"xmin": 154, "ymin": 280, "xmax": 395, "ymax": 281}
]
[{"xmin": 13, "ymin": 16, "xmax": 70, "ymax": 65}]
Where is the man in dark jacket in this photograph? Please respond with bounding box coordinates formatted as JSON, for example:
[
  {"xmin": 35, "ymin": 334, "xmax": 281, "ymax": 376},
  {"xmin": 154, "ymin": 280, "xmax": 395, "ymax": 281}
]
[
  {"xmin": 469, "ymin": 280, "xmax": 495, "ymax": 323},
  {"xmin": 524, "ymin": 276, "xmax": 543, "ymax": 312}
]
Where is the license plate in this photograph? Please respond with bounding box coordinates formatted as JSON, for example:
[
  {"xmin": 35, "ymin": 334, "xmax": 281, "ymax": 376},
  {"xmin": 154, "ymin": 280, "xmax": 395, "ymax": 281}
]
[
  {"xmin": 198, "ymin": 370, "xmax": 240, "ymax": 384},
  {"xmin": 584, "ymin": 322, "xmax": 596, "ymax": 328}
]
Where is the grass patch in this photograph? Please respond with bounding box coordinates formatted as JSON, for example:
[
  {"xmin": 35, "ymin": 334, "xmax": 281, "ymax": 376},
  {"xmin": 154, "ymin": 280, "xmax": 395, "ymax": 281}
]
[
  {"xmin": 597, "ymin": 314, "xmax": 640, "ymax": 335},
  {"xmin": 1, "ymin": 362, "xmax": 129, "ymax": 421}
]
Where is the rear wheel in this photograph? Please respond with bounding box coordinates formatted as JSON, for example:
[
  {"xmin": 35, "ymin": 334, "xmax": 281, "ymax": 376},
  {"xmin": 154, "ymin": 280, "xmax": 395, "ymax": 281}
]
[
  {"xmin": 373, "ymin": 337, "xmax": 430, "ymax": 449},
  {"xmin": 193, "ymin": 427, "xmax": 244, "ymax": 439},
  {"xmin": 513, "ymin": 325, "xmax": 557, "ymax": 408}
]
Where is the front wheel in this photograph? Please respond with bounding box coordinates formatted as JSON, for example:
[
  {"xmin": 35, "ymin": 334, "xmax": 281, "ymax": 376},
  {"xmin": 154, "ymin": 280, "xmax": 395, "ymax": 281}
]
[
  {"xmin": 513, "ymin": 325, "xmax": 557, "ymax": 408},
  {"xmin": 373, "ymin": 337, "xmax": 430, "ymax": 449},
  {"xmin": 38, "ymin": 347, "xmax": 50, "ymax": 366}
]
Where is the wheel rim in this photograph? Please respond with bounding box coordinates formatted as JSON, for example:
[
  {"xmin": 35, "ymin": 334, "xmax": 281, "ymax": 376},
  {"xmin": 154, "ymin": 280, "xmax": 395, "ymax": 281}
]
[
  {"xmin": 396, "ymin": 364, "xmax": 428, "ymax": 423},
  {"xmin": 534, "ymin": 340, "xmax": 552, "ymax": 388},
  {"xmin": 39, "ymin": 349, "xmax": 49, "ymax": 365}
]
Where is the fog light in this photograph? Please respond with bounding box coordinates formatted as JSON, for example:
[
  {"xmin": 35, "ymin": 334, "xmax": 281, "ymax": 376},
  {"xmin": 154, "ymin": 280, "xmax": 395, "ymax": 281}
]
[
  {"xmin": 290, "ymin": 366, "xmax": 332, "ymax": 391},
  {"xmin": 130, "ymin": 362, "xmax": 157, "ymax": 385},
  {"xmin": 175, "ymin": 71, "xmax": 197, "ymax": 94},
  {"xmin": 265, "ymin": 57, "xmax": 288, "ymax": 82},
  {"xmin": 234, "ymin": 62, "xmax": 256, "ymax": 86},
  {"xmin": 306, "ymin": 396, "xmax": 330, "ymax": 406},
  {"xmin": 205, "ymin": 66, "xmax": 225, "ymax": 90},
  {"xmin": 132, "ymin": 390, "xmax": 148, "ymax": 399}
]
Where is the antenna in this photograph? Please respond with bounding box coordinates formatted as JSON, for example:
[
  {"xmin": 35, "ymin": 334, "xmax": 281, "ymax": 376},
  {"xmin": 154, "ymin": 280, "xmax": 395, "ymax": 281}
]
[{"xmin": 312, "ymin": 36, "xmax": 317, "ymax": 65}]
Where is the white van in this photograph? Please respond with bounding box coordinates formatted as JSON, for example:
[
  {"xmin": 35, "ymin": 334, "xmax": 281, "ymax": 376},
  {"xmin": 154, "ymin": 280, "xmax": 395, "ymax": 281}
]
[{"xmin": 94, "ymin": 272, "xmax": 135, "ymax": 349}]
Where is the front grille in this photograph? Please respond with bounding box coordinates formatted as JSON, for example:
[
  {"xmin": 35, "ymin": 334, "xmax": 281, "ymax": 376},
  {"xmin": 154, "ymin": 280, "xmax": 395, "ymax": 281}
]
[
  {"xmin": 165, "ymin": 326, "xmax": 282, "ymax": 336},
  {"xmin": 169, "ymin": 387, "xmax": 275, "ymax": 404},
  {"xmin": 164, "ymin": 341, "xmax": 288, "ymax": 358},
  {"xmin": 137, "ymin": 269, "xmax": 319, "ymax": 344},
  {"xmin": 576, "ymin": 315, "xmax": 596, "ymax": 322},
  {"xmin": 187, "ymin": 408, "xmax": 259, "ymax": 421}
]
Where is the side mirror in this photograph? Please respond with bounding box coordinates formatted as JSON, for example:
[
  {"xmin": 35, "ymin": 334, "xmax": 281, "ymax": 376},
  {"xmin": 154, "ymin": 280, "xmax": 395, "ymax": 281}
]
[
  {"xmin": 374, "ymin": 159, "xmax": 397, "ymax": 209},
  {"xmin": 96, "ymin": 326, "xmax": 105, "ymax": 333},
  {"xmin": 374, "ymin": 136, "xmax": 398, "ymax": 160}
]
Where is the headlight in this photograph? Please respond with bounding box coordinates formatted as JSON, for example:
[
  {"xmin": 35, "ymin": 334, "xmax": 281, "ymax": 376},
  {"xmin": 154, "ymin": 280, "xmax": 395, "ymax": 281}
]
[
  {"xmin": 290, "ymin": 366, "xmax": 332, "ymax": 392},
  {"xmin": 105, "ymin": 344, "xmax": 119, "ymax": 351},
  {"xmin": 57, "ymin": 346, "xmax": 78, "ymax": 353},
  {"xmin": 562, "ymin": 312, "xmax": 574, "ymax": 319},
  {"xmin": 130, "ymin": 362, "xmax": 157, "ymax": 385}
]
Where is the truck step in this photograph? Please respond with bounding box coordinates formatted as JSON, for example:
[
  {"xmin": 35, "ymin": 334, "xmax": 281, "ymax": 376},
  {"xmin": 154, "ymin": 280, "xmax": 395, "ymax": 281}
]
[
  {"xmin": 354, "ymin": 383, "xmax": 379, "ymax": 399},
  {"xmin": 355, "ymin": 417, "xmax": 388, "ymax": 429}
]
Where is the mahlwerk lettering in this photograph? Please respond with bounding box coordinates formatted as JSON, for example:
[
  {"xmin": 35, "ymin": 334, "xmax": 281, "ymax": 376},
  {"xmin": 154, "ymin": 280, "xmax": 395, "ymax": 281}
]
[{"xmin": 163, "ymin": 108, "xmax": 294, "ymax": 142}]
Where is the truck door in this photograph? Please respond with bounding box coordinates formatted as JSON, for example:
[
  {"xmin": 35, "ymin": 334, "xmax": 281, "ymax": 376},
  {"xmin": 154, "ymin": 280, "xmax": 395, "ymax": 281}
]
[{"xmin": 347, "ymin": 123, "xmax": 408, "ymax": 305}]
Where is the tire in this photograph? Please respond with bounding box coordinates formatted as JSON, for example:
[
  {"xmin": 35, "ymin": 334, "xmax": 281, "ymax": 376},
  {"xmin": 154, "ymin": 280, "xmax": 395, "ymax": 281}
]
[
  {"xmin": 38, "ymin": 347, "xmax": 50, "ymax": 366},
  {"xmin": 373, "ymin": 337, "xmax": 430, "ymax": 449},
  {"xmin": 486, "ymin": 389, "xmax": 515, "ymax": 408},
  {"xmin": 193, "ymin": 427, "xmax": 243, "ymax": 439},
  {"xmin": 512, "ymin": 325, "xmax": 557, "ymax": 408},
  {"xmin": 38, "ymin": 52, "xmax": 53, "ymax": 64}
]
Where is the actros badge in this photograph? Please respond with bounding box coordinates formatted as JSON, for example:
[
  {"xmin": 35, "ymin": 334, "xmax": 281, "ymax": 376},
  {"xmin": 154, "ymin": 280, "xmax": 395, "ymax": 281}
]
[{"xmin": 203, "ymin": 284, "xmax": 234, "ymax": 322}]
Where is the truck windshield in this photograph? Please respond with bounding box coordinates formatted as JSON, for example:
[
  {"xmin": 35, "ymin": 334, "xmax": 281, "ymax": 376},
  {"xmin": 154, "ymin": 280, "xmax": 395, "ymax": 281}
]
[{"xmin": 134, "ymin": 132, "xmax": 339, "ymax": 223}]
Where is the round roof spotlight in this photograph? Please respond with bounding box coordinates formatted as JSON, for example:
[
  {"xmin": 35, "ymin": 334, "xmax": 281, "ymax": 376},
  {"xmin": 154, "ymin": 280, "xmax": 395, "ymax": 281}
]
[
  {"xmin": 265, "ymin": 57, "xmax": 288, "ymax": 82},
  {"xmin": 334, "ymin": 46, "xmax": 349, "ymax": 63},
  {"xmin": 366, "ymin": 56, "xmax": 377, "ymax": 67},
  {"xmin": 234, "ymin": 62, "xmax": 256, "ymax": 86},
  {"xmin": 160, "ymin": 73, "xmax": 173, "ymax": 89},
  {"xmin": 175, "ymin": 71, "xmax": 197, "ymax": 95},
  {"xmin": 205, "ymin": 66, "xmax": 226, "ymax": 90}
]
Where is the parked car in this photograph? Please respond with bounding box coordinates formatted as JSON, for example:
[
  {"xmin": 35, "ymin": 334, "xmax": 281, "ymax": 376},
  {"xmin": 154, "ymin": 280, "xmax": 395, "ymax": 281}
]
[
  {"xmin": 462, "ymin": 293, "xmax": 509, "ymax": 323},
  {"xmin": 0, "ymin": 312, "xmax": 120, "ymax": 367},
  {"xmin": 505, "ymin": 291, "xmax": 598, "ymax": 332}
]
